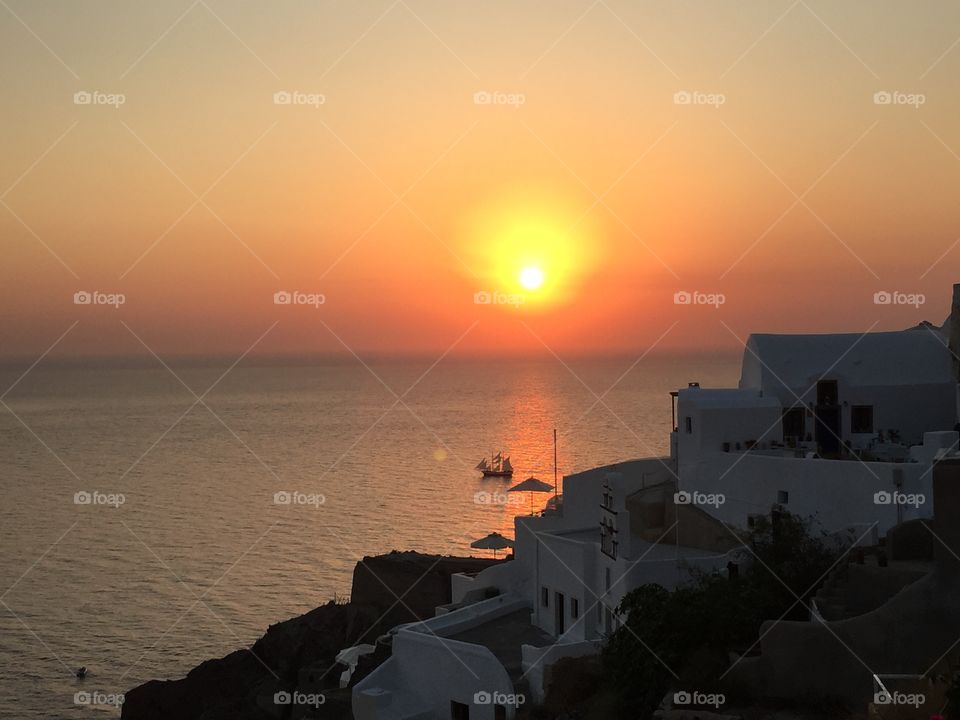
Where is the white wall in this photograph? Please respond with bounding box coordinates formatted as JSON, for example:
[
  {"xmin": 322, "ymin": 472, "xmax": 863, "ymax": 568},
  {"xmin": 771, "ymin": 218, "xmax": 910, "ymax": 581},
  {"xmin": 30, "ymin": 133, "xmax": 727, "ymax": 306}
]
[
  {"xmin": 392, "ymin": 631, "xmax": 517, "ymax": 720},
  {"xmin": 677, "ymin": 403, "xmax": 782, "ymax": 461},
  {"xmin": 682, "ymin": 452, "xmax": 933, "ymax": 536}
]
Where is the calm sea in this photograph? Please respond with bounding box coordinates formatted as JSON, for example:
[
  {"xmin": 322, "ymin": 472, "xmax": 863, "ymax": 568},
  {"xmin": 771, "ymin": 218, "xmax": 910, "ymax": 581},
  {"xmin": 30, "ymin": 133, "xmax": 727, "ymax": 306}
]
[{"xmin": 0, "ymin": 355, "xmax": 738, "ymax": 718}]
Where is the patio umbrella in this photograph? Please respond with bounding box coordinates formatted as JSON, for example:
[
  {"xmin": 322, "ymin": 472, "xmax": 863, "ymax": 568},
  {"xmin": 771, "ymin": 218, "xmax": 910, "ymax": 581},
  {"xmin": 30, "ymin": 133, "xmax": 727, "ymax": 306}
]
[
  {"xmin": 508, "ymin": 476, "xmax": 555, "ymax": 515},
  {"xmin": 470, "ymin": 532, "xmax": 514, "ymax": 558}
]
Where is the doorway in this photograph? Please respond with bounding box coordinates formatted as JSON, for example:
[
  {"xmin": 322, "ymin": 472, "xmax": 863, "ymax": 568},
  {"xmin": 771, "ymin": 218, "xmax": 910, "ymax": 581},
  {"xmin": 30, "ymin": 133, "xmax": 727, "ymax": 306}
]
[{"xmin": 554, "ymin": 591, "xmax": 565, "ymax": 635}]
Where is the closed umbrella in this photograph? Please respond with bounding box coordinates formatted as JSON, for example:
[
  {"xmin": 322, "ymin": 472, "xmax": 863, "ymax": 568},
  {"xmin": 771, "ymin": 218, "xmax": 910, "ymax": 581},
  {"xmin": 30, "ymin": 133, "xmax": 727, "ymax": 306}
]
[
  {"xmin": 470, "ymin": 532, "xmax": 514, "ymax": 558},
  {"xmin": 508, "ymin": 476, "xmax": 555, "ymax": 515}
]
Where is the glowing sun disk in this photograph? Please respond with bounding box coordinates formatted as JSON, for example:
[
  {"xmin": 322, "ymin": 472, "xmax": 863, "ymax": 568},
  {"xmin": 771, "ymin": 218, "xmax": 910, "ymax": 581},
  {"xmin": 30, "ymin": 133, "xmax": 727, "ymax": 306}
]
[{"xmin": 519, "ymin": 266, "xmax": 545, "ymax": 290}]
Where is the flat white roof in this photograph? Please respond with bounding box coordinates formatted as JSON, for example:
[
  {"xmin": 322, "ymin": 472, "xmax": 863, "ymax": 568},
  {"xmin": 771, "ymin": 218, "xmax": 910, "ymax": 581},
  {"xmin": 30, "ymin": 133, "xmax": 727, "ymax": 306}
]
[
  {"xmin": 678, "ymin": 387, "xmax": 781, "ymax": 409},
  {"xmin": 741, "ymin": 327, "xmax": 954, "ymax": 390}
]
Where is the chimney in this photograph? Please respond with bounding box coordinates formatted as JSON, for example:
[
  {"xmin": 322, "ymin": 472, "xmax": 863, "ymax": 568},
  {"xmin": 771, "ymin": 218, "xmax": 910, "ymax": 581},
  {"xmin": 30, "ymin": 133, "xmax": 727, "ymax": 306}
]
[{"xmin": 952, "ymin": 284, "xmax": 960, "ymax": 382}]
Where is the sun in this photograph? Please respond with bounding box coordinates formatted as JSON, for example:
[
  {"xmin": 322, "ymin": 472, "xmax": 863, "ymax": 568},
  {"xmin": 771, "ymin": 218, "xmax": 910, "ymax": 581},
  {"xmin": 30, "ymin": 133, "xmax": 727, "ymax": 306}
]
[{"xmin": 519, "ymin": 266, "xmax": 545, "ymax": 291}]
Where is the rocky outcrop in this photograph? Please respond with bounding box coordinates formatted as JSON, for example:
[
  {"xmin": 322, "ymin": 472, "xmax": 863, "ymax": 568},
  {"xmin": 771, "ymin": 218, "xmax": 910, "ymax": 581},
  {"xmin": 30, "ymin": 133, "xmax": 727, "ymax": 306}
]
[{"xmin": 121, "ymin": 551, "xmax": 502, "ymax": 720}]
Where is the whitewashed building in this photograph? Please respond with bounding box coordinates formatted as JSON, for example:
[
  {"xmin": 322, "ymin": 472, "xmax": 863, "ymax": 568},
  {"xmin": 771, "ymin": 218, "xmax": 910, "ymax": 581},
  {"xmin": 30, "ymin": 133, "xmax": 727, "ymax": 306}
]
[{"xmin": 353, "ymin": 286, "xmax": 960, "ymax": 720}]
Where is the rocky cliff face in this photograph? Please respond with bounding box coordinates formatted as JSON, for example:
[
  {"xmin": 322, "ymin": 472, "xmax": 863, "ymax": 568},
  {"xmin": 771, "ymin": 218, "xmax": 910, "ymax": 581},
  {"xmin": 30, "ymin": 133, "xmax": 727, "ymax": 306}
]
[
  {"xmin": 951, "ymin": 283, "xmax": 960, "ymax": 382},
  {"xmin": 121, "ymin": 551, "xmax": 501, "ymax": 720}
]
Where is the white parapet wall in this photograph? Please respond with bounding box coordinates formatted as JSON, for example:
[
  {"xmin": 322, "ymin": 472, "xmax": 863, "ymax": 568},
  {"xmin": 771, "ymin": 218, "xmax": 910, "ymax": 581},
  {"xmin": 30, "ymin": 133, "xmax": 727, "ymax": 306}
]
[
  {"xmin": 681, "ymin": 451, "xmax": 933, "ymax": 535},
  {"xmin": 354, "ymin": 594, "xmax": 529, "ymax": 720}
]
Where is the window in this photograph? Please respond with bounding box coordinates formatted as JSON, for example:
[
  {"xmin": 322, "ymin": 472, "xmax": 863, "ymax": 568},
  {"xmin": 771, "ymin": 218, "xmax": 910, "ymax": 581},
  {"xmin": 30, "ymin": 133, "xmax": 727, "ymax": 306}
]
[
  {"xmin": 451, "ymin": 701, "xmax": 470, "ymax": 720},
  {"xmin": 541, "ymin": 586, "xmax": 549, "ymax": 607},
  {"xmin": 571, "ymin": 597, "xmax": 580, "ymax": 619},
  {"xmin": 605, "ymin": 567, "xmax": 611, "ymax": 591},
  {"xmin": 782, "ymin": 407, "xmax": 805, "ymax": 438},
  {"xmin": 817, "ymin": 379, "xmax": 838, "ymax": 406},
  {"xmin": 851, "ymin": 405, "xmax": 874, "ymax": 433},
  {"xmin": 684, "ymin": 416, "xmax": 693, "ymax": 434},
  {"xmin": 494, "ymin": 706, "xmax": 507, "ymax": 720},
  {"xmin": 600, "ymin": 517, "xmax": 618, "ymax": 559},
  {"xmin": 777, "ymin": 490, "xmax": 789, "ymax": 504}
]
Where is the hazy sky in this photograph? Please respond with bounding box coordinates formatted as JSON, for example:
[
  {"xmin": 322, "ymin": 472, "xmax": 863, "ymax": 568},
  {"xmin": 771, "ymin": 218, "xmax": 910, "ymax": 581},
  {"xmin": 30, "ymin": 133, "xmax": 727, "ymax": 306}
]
[{"xmin": 2, "ymin": 0, "xmax": 959, "ymax": 360}]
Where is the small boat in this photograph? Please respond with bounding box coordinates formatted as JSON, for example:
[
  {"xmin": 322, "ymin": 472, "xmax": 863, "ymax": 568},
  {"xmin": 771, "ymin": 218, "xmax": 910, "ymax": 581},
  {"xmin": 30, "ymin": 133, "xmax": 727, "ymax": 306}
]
[
  {"xmin": 76, "ymin": 666, "xmax": 87, "ymax": 680},
  {"xmin": 477, "ymin": 452, "xmax": 513, "ymax": 478}
]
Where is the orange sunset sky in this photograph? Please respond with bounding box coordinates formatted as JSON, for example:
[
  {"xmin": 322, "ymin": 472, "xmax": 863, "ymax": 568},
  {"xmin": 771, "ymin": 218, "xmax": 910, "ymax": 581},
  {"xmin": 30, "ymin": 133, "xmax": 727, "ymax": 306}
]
[{"xmin": 2, "ymin": 1, "xmax": 960, "ymax": 360}]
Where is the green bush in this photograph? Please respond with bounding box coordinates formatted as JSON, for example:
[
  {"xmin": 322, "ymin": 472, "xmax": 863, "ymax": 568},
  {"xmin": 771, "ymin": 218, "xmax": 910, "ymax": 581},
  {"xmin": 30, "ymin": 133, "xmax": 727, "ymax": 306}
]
[{"xmin": 601, "ymin": 512, "xmax": 845, "ymax": 718}]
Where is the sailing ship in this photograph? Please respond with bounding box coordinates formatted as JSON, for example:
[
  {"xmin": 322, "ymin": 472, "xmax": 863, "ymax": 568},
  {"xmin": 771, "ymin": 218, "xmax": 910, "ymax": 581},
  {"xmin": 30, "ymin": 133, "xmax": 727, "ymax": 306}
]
[{"xmin": 476, "ymin": 451, "xmax": 513, "ymax": 478}]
